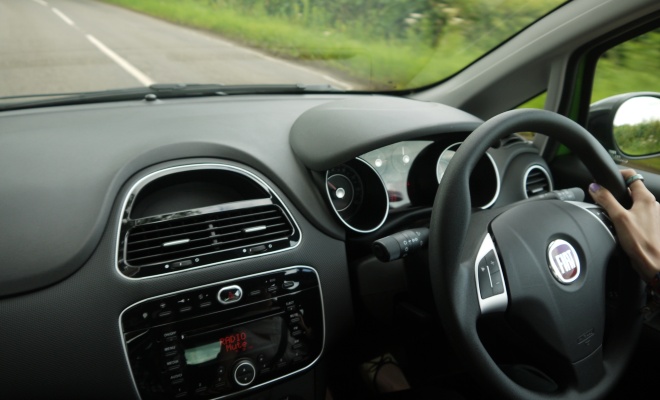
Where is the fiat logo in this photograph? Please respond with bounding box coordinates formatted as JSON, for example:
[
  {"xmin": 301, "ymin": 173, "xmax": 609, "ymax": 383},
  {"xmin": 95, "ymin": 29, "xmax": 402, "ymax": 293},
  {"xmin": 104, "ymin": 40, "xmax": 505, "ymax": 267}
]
[{"xmin": 547, "ymin": 240, "xmax": 580, "ymax": 284}]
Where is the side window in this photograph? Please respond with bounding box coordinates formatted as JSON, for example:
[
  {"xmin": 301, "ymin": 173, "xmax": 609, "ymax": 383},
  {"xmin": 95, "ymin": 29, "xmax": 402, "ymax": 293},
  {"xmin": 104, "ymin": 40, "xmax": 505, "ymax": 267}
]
[{"xmin": 591, "ymin": 28, "xmax": 660, "ymax": 173}]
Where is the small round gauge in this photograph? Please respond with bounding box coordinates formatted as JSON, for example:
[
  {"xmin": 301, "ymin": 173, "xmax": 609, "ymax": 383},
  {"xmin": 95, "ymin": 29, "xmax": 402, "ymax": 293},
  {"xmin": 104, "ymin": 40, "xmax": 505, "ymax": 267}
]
[
  {"xmin": 326, "ymin": 165, "xmax": 363, "ymax": 215},
  {"xmin": 392, "ymin": 145, "xmax": 413, "ymax": 172},
  {"xmin": 436, "ymin": 143, "xmax": 461, "ymax": 183}
]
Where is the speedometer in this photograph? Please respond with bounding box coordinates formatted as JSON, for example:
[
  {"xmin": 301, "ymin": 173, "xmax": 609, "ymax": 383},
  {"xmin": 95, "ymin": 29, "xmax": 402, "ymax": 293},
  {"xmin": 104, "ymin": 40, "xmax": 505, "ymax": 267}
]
[
  {"xmin": 435, "ymin": 142, "xmax": 501, "ymax": 209},
  {"xmin": 436, "ymin": 143, "xmax": 460, "ymax": 184}
]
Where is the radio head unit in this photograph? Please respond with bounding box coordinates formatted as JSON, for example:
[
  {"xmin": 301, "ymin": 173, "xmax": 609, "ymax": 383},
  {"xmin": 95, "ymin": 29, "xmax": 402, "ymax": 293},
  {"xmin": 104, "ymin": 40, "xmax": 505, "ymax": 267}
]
[{"xmin": 120, "ymin": 266, "xmax": 324, "ymax": 400}]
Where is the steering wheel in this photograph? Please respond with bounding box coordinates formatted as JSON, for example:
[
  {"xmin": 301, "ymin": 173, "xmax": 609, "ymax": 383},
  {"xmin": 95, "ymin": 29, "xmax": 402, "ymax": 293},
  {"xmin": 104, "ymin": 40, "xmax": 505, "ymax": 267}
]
[{"xmin": 429, "ymin": 109, "xmax": 645, "ymax": 400}]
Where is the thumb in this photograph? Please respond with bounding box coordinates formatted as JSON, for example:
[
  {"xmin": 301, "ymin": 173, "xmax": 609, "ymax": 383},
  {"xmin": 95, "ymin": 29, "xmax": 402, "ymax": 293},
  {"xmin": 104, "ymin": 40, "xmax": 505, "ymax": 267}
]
[{"xmin": 588, "ymin": 182, "xmax": 626, "ymax": 217}]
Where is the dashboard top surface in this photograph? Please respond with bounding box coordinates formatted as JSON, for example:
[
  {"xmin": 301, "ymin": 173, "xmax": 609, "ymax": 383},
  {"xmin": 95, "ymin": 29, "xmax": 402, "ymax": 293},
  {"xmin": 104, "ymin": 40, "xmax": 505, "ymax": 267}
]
[{"xmin": 0, "ymin": 94, "xmax": 483, "ymax": 296}]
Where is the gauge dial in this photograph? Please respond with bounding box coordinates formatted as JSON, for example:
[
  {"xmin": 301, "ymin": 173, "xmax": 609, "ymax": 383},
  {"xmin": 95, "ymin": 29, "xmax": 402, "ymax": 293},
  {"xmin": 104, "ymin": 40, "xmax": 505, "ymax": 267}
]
[
  {"xmin": 436, "ymin": 143, "xmax": 460, "ymax": 184},
  {"xmin": 392, "ymin": 145, "xmax": 413, "ymax": 172},
  {"xmin": 326, "ymin": 165, "xmax": 363, "ymax": 216}
]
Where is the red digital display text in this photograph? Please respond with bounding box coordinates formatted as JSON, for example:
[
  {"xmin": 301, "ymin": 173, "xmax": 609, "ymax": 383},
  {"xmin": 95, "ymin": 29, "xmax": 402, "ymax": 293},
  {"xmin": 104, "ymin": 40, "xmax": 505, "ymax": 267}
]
[{"xmin": 220, "ymin": 331, "xmax": 248, "ymax": 353}]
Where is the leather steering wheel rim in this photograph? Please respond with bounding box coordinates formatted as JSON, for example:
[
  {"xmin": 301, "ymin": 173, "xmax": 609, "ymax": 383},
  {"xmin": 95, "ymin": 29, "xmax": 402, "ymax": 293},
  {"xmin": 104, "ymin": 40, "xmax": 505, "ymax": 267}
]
[{"xmin": 429, "ymin": 109, "xmax": 644, "ymax": 400}]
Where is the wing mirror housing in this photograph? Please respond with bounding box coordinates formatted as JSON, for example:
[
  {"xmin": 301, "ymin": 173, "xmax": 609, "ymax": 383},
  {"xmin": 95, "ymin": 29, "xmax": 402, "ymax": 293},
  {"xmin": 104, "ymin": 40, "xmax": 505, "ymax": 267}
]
[{"xmin": 588, "ymin": 92, "xmax": 660, "ymax": 160}]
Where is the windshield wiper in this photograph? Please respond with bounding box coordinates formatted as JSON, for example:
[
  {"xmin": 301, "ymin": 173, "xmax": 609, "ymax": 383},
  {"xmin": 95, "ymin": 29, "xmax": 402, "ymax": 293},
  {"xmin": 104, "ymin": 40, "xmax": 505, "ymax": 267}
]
[{"xmin": 0, "ymin": 83, "xmax": 344, "ymax": 112}]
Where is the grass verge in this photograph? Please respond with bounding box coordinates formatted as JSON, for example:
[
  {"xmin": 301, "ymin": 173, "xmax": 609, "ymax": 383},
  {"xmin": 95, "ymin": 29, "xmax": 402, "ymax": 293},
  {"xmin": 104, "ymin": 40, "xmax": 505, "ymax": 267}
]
[{"xmin": 99, "ymin": 0, "xmax": 481, "ymax": 89}]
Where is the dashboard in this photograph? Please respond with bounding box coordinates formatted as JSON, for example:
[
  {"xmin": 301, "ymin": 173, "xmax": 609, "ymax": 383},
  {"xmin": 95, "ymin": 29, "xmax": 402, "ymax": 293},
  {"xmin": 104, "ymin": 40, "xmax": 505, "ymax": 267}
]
[{"xmin": 0, "ymin": 93, "xmax": 553, "ymax": 399}]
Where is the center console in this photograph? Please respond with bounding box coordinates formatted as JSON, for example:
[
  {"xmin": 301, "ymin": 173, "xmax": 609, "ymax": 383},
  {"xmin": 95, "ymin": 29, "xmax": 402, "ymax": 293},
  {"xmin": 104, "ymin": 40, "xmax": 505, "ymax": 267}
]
[{"xmin": 120, "ymin": 267, "xmax": 324, "ymax": 399}]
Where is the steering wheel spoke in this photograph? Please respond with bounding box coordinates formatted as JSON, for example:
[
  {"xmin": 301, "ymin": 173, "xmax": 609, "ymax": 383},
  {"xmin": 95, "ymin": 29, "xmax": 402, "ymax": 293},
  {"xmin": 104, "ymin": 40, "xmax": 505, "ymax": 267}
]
[
  {"xmin": 571, "ymin": 346, "xmax": 605, "ymax": 391},
  {"xmin": 475, "ymin": 233, "xmax": 508, "ymax": 314}
]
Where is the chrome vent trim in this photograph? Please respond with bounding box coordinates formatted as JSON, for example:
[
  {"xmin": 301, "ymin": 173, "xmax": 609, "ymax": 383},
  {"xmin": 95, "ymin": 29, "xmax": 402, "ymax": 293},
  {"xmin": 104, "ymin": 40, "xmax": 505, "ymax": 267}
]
[
  {"xmin": 115, "ymin": 164, "xmax": 301, "ymax": 279},
  {"xmin": 524, "ymin": 165, "xmax": 553, "ymax": 198}
]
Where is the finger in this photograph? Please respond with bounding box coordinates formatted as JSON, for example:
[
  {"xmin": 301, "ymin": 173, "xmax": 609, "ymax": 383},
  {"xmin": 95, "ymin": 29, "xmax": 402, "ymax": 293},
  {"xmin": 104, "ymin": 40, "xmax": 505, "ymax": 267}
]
[
  {"xmin": 621, "ymin": 169, "xmax": 655, "ymax": 204},
  {"xmin": 620, "ymin": 169, "xmax": 637, "ymax": 179},
  {"xmin": 589, "ymin": 182, "xmax": 626, "ymax": 217}
]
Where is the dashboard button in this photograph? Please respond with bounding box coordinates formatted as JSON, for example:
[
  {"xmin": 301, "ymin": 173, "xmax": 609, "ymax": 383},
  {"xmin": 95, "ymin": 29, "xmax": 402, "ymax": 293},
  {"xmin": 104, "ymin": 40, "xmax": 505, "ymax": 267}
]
[
  {"xmin": 172, "ymin": 260, "xmax": 193, "ymax": 269},
  {"xmin": 217, "ymin": 285, "xmax": 243, "ymax": 305}
]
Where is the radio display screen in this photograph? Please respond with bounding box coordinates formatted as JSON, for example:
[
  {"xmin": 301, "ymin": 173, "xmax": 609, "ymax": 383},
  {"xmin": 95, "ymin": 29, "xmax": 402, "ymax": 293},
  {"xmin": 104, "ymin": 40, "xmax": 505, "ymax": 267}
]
[{"xmin": 183, "ymin": 315, "xmax": 284, "ymax": 366}]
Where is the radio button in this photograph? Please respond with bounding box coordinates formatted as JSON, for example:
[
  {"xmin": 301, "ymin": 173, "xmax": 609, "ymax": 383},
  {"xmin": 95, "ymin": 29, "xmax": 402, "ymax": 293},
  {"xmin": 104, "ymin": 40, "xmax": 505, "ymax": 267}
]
[
  {"xmin": 163, "ymin": 343, "xmax": 178, "ymax": 354},
  {"xmin": 162, "ymin": 330, "xmax": 178, "ymax": 341},
  {"xmin": 292, "ymin": 343, "xmax": 304, "ymax": 350},
  {"xmin": 168, "ymin": 372, "xmax": 184, "ymax": 382},
  {"xmin": 178, "ymin": 306, "xmax": 193, "ymax": 314},
  {"xmin": 233, "ymin": 360, "xmax": 256, "ymax": 387},
  {"xmin": 170, "ymin": 378, "xmax": 185, "ymax": 386},
  {"xmin": 157, "ymin": 310, "xmax": 173, "ymax": 318},
  {"xmin": 164, "ymin": 357, "xmax": 182, "ymax": 369}
]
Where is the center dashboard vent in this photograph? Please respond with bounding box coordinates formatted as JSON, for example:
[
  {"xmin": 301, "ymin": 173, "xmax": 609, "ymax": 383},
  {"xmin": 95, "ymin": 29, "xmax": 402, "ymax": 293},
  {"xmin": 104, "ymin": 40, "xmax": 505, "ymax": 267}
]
[
  {"xmin": 117, "ymin": 165, "xmax": 301, "ymax": 278},
  {"xmin": 524, "ymin": 165, "xmax": 552, "ymax": 198}
]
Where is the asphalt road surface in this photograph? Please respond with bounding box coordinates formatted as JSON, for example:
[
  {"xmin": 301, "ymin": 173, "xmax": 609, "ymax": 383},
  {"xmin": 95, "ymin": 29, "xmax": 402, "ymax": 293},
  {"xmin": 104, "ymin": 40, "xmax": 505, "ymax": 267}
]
[{"xmin": 0, "ymin": 0, "xmax": 353, "ymax": 98}]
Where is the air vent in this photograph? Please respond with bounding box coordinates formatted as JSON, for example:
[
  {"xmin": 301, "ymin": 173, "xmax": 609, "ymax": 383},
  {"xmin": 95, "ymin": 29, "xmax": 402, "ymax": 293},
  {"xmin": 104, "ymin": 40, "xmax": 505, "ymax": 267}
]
[
  {"xmin": 117, "ymin": 164, "xmax": 301, "ymax": 278},
  {"xmin": 524, "ymin": 166, "xmax": 552, "ymax": 198},
  {"xmin": 125, "ymin": 204, "xmax": 293, "ymax": 268}
]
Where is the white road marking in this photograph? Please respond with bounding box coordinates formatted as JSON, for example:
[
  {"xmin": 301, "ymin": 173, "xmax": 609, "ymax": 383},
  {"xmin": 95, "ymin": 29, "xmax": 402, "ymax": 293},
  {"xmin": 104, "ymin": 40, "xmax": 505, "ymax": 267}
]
[
  {"xmin": 52, "ymin": 8, "xmax": 75, "ymax": 26},
  {"xmin": 32, "ymin": 0, "xmax": 48, "ymax": 6},
  {"xmin": 86, "ymin": 35, "xmax": 155, "ymax": 86},
  {"xmin": 239, "ymin": 47, "xmax": 353, "ymax": 90}
]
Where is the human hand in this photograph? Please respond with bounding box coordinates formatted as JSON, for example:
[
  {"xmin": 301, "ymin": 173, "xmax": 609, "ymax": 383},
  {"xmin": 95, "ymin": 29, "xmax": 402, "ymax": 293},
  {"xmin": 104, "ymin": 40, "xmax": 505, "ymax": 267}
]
[{"xmin": 588, "ymin": 169, "xmax": 660, "ymax": 284}]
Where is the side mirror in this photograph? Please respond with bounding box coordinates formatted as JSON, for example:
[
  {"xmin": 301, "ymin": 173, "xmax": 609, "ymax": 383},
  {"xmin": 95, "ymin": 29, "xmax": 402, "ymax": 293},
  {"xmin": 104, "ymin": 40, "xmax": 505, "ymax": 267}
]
[{"xmin": 588, "ymin": 92, "xmax": 660, "ymax": 160}]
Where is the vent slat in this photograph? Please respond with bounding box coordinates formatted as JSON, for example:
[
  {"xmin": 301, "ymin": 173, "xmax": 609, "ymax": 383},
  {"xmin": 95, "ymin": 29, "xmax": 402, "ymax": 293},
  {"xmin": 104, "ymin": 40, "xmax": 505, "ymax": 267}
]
[
  {"xmin": 127, "ymin": 229, "xmax": 291, "ymax": 264},
  {"xmin": 129, "ymin": 210, "xmax": 278, "ymax": 238},
  {"xmin": 124, "ymin": 205, "xmax": 294, "ymax": 267}
]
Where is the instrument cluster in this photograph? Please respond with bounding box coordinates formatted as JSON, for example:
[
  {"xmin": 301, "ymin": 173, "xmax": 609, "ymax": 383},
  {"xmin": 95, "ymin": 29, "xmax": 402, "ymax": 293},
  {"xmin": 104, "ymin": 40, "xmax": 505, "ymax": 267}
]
[{"xmin": 325, "ymin": 138, "xmax": 502, "ymax": 233}]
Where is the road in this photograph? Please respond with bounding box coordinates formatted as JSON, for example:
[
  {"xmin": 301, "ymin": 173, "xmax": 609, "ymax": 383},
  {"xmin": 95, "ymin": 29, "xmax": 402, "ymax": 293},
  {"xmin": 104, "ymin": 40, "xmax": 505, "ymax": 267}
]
[{"xmin": 0, "ymin": 0, "xmax": 353, "ymax": 98}]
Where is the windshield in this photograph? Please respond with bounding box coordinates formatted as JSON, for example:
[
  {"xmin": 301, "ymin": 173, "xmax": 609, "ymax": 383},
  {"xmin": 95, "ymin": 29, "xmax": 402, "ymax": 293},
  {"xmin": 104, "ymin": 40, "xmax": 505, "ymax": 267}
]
[{"xmin": 2, "ymin": 0, "xmax": 567, "ymax": 100}]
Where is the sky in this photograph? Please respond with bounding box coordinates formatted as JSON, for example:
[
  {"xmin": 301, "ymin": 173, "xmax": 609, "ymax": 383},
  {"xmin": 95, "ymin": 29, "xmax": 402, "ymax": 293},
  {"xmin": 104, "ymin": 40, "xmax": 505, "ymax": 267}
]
[{"xmin": 613, "ymin": 96, "xmax": 660, "ymax": 126}]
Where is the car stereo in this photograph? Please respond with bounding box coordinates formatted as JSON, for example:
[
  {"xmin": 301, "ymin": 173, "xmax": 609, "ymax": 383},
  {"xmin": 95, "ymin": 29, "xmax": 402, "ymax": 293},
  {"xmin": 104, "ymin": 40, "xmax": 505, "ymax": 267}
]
[{"xmin": 120, "ymin": 267, "xmax": 324, "ymax": 400}]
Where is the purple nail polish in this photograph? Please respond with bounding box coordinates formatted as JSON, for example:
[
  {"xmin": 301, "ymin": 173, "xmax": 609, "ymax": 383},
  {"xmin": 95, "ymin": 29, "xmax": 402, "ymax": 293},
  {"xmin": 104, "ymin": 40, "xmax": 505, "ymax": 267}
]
[{"xmin": 589, "ymin": 183, "xmax": 601, "ymax": 193}]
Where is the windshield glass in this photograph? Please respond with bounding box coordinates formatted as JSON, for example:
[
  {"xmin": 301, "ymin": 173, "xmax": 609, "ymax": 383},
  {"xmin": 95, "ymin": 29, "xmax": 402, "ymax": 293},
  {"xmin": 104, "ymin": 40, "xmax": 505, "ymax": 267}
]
[{"xmin": 2, "ymin": 0, "xmax": 567, "ymax": 99}]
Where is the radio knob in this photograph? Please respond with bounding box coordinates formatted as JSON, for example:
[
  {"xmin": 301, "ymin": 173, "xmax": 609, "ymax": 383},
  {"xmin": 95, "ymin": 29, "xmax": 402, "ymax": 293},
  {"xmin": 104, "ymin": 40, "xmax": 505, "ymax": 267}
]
[{"xmin": 233, "ymin": 360, "xmax": 256, "ymax": 387}]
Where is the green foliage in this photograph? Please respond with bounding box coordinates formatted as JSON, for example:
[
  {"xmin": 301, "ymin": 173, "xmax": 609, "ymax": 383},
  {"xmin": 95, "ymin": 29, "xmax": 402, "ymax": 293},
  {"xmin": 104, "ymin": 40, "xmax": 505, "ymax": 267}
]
[
  {"xmin": 592, "ymin": 28, "xmax": 660, "ymax": 167},
  {"xmin": 101, "ymin": 0, "xmax": 564, "ymax": 89},
  {"xmin": 614, "ymin": 120, "xmax": 660, "ymax": 156},
  {"xmin": 592, "ymin": 29, "xmax": 660, "ymax": 103}
]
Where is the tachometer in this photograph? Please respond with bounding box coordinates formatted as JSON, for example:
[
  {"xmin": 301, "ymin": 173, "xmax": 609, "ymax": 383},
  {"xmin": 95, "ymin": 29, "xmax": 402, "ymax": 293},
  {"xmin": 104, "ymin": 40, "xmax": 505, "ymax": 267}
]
[{"xmin": 326, "ymin": 164, "xmax": 363, "ymax": 217}]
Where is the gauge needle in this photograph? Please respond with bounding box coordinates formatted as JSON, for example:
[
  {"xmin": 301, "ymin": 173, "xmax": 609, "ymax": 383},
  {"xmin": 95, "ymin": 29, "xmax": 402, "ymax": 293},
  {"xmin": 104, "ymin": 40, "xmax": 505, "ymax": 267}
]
[{"xmin": 328, "ymin": 182, "xmax": 337, "ymax": 190}]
